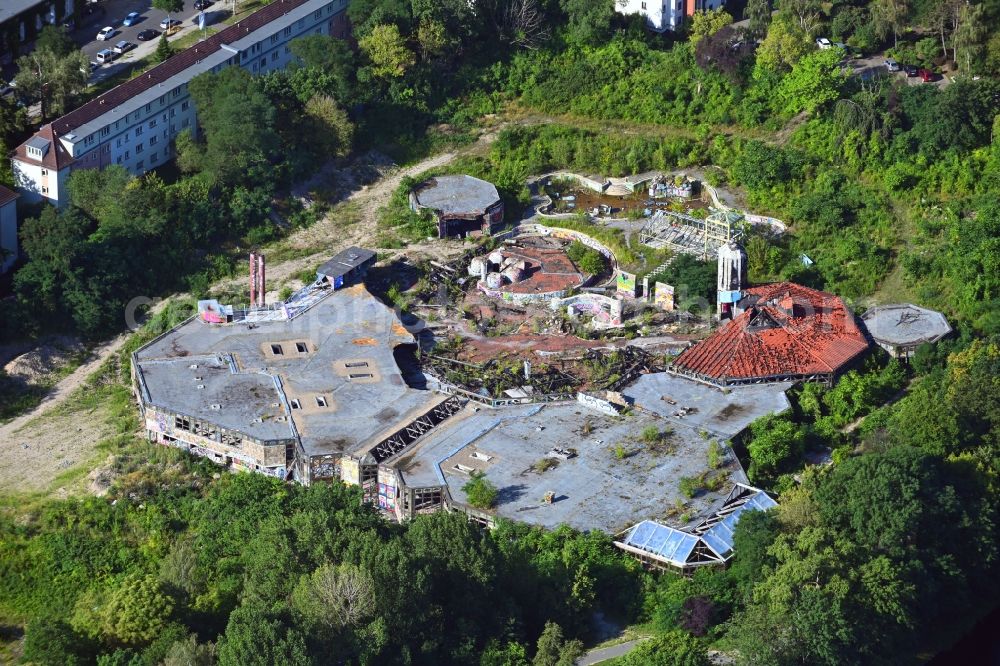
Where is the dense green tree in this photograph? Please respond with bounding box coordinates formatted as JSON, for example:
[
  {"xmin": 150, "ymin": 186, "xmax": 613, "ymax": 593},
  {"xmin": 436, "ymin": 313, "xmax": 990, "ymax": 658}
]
[
  {"xmin": 688, "ymin": 9, "xmax": 733, "ymax": 46},
  {"xmin": 532, "ymin": 621, "xmax": 584, "ymax": 666},
  {"xmin": 559, "ymin": 0, "xmax": 615, "ymax": 45},
  {"xmin": 217, "ymin": 604, "xmax": 312, "ymax": 666},
  {"xmin": 619, "ymin": 630, "xmax": 709, "ymax": 666},
  {"xmin": 35, "ymin": 25, "xmax": 77, "ymax": 57},
  {"xmin": 746, "ymin": 413, "xmax": 806, "ymax": 481},
  {"xmin": 187, "ymin": 67, "xmax": 282, "ymax": 189},
  {"xmin": 755, "ymin": 16, "xmax": 812, "ymax": 72},
  {"xmin": 22, "ymin": 618, "xmax": 92, "ymax": 666},
  {"xmin": 154, "ymin": 34, "xmax": 174, "ymax": 63},
  {"xmin": 13, "ymin": 46, "xmax": 88, "ymax": 120},
  {"xmin": 778, "ymin": 48, "xmax": 848, "ymax": 114},
  {"xmin": 101, "ymin": 574, "xmax": 175, "ymax": 644},
  {"xmin": 359, "ymin": 24, "xmax": 416, "ymax": 79},
  {"xmin": 746, "ymin": 0, "xmax": 772, "ymax": 38}
]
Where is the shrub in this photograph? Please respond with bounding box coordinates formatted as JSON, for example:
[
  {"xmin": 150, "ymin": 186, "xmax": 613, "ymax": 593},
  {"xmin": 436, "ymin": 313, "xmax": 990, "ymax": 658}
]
[
  {"xmin": 462, "ymin": 471, "xmax": 498, "ymax": 509},
  {"xmin": 679, "ymin": 476, "xmax": 701, "ymax": 498}
]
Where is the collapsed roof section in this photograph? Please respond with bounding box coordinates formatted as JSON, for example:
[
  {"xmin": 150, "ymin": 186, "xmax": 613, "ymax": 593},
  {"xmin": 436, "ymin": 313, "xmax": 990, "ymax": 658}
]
[{"xmin": 615, "ymin": 484, "xmax": 777, "ymax": 571}]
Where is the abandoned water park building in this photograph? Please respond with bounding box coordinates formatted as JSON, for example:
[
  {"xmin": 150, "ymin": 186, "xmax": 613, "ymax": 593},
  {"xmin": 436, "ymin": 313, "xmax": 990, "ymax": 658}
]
[{"xmin": 131, "ymin": 250, "xmax": 790, "ymax": 571}]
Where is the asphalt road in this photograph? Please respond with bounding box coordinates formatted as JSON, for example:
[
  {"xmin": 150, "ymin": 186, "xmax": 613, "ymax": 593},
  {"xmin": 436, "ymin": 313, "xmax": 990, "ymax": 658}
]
[
  {"xmin": 72, "ymin": 0, "xmax": 230, "ymax": 83},
  {"xmin": 576, "ymin": 638, "xmax": 648, "ymax": 666}
]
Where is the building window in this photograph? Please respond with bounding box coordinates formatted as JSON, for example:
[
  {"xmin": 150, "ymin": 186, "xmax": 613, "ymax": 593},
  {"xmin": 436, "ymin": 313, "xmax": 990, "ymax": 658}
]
[
  {"xmin": 135, "ymin": 125, "xmax": 143, "ymax": 136},
  {"xmin": 290, "ymin": 399, "xmax": 301, "ymax": 409},
  {"xmin": 116, "ymin": 138, "xmax": 121, "ymax": 148},
  {"xmin": 41, "ymin": 186, "xmax": 48, "ymax": 194},
  {"xmin": 314, "ymin": 9, "xmax": 322, "ymax": 19},
  {"xmin": 181, "ymin": 101, "xmax": 189, "ymax": 111},
  {"xmin": 151, "ymin": 152, "xmax": 157, "ymax": 162},
  {"xmin": 170, "ymin": 108, "xmax": 175, "ymax": 117},
  {"xmin": 285, "ymin": 45, "xmax": 290, "ymax": 54},
  {"xmin": 136, "ymin": 143, "xmax": 143, "ymax": 153},
  {"xmin": 261, "ymin": 57, "xmax": 267, "ymax": 67},
  {"xmin": 284, "ymin": 26, "xmax": 291, "ymax": 36},
  {"xmin": 252, "ymin": 63, "xmax": 258, "ymax": 72},
  {"xmin": 150, "ymin": 135, "xmax": 157, "ymax": 145},
  {"xmin": 315, "ymin": 396, "xmax": 328, "ymax": 408},
  {"xmin": 145, "ymin": 103, "xmax": 151, "ymax": 112},
  {"xmin": 40, "ymin": 168, "xmax": 47, "ymax": 176},
  {"xmin": 295, "ymin": 342, "xmax": 308, "ymax": 353},
  {"xmin": 125, "ymin": 150, "xmax": 130, "ymax": 159},
  {"xmin": 137, "ymin": 161, "xmax": 143, "ymax": 170},
  {"xmin": 85, "ymin": 135, "xmax": 94, "ymax": 145},
  {"xmin": 149, "ymin": 119, "xmax": 157, "ymax": 129},
  {"xmin": 270, "ymin": 33, "xmax": 278, "ymax": 43},
  {"xmin": 641, "ymin": 1, "xmax": 646, "ymax": 7},
  {"xmin": 271, "ymin": 344, "xmax": 283, "ymax": 355},
  {"xmin": 116, "ymin": 156, "xmax": 122, "ymax": 164}
]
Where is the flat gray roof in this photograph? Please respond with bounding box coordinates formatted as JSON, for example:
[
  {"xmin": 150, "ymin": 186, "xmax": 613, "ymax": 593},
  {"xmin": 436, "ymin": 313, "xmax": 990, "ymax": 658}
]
[
  {"xmin": 622, "ymin": 373, "xmax": 793, "ymax": 439},
  {"xmin": 413, "ymin": 175, "xmax": 500, "ymax": 216},
  {"xmin": 0, "ymin": 0, "xmax": 46, "ymax": 25},
  {"xmin": 317, "ymin": 247, "xmax": 376, "ymax": 281},
  {"xmin": 138, "ymin": 356, "xmax": 294, "ymax": 441},
  {"xmin": 396, "ymin": 399, "xmax": 756, "ymax": 534},
  {"xmin": 861, "ymin": 303, "xmax": 951, "ymax": 347},
  {"xmin": 136, "ymin": 284, "xmax": 440, "ymax": 457}
]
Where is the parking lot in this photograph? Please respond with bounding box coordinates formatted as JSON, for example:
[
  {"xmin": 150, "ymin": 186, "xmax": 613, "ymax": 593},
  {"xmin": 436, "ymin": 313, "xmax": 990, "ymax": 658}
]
[
  {"xmin": 72, "ymin": 0, "xmax": 227, "ymax": 84},
  {"xmin": 849, "ymin": 53, "xmax": 952, "ymax": 89}
]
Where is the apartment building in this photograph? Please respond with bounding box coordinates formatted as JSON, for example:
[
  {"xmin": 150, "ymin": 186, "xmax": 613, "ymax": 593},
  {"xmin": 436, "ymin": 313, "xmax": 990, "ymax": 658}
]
[
  {"xmin": 616, "ymin": 0, "xmax": 726, "ymax": 32},
  {"xmin": 12, "ymin": 0, "xmax": 349, "ymax": 207}
]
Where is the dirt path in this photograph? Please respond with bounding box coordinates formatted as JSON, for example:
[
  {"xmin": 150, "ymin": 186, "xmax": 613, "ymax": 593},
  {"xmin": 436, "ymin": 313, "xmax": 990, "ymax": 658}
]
[{"xmin": 0, "ymin": 332, "xmax": 129, "ymax": 445}]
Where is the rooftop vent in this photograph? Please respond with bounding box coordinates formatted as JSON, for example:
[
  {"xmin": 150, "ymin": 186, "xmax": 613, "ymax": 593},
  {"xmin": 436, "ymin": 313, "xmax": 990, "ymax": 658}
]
[
  {"xmin": 196, "ymin": 384, "xmax": 205, "ymax": 390},
  {"xmin": 210, "ymin": 403, "xmax": 222, "ymax": 410},
  {"xmin": 189, "ymin": 364, "xmax": 199, "ymax": 369}
]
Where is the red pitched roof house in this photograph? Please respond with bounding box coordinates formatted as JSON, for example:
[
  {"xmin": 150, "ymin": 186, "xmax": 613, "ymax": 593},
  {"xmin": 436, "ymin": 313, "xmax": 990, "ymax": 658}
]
[{"xmin": 672, "ymin": 282, "xmax": 870, "ymax": 386}]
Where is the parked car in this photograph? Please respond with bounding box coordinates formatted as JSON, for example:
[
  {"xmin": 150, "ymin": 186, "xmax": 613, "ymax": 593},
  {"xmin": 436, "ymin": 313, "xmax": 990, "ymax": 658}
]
[
  {"xmin": 159, "ymin": 17, "xmax": 182, "ymax": 30},
  {"xmin": 816, "ymin": 37, "xmax": 832, "ymax": 49},
  {"xmin": 919, "ymin": 68, "xmax": 934, "ymax": 82},
  {"xmin": 902, "ymin": 64, "xmax": 918, "ymax": 76},
  {"xmin": 194, "ymin": 0, "xmax": 214, "ymax": 9},
  {"xmin": 96, "ymin": 26, "xmax": 116, "ymax": 41},
  {"xmin": 832, "ymin": 41, "xmax": 847, "ymax": 52},
  {"xmin": 884, "ymin": 58, "xmax": 900, "ymax": 72},
  {"xmin": 136, "ymin": 29, "xmax": 160, "ymax": 41},
  {"xmin": 113, "ymin": 40, "xmax": 136, "ymax": 54},
  {"xmin": 122, "ymin": 12, "xmax": 141, "ymax": 27},
  {"xmin": 96, "ymin": 49, "xmax": 116, "ymax": 64}
]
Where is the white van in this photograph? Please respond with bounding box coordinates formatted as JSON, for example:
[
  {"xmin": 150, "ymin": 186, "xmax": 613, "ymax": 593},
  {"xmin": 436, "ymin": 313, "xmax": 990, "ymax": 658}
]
[{"xmin": 96, "ymin": 49, "xmax": 115, "ymax": 64}]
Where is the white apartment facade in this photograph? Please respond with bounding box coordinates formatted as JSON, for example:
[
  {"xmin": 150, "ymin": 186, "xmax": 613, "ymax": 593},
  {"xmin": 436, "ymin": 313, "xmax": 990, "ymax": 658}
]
[
  {"xmin": 12, "ymin": 0, "xmax": 349, "ymax": 207},
  {"xmin": 616, "ymin": 0, "xmax": 727, "ymax": 32}
]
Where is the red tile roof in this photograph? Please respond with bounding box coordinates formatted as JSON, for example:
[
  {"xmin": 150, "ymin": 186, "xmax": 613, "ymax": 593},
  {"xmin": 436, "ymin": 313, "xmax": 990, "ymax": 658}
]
[
  {"xmin": 0, "ymin": 185, "xmax": 18, "ymax": 206},
  {"xmin": 14, "ymin": 0, "xmax": 312, "ymax": 168},
  {"xmin": 672, "ymin": 282, "xmax": 869, "ymax": 384},
  {"xmin": 11, "ymin": 124, "xmax": 75, "ymax": 170}
]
